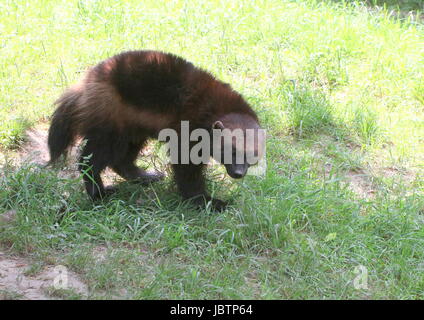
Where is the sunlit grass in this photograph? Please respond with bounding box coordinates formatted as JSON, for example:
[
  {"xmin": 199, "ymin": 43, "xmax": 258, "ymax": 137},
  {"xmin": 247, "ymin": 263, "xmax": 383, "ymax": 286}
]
[{"xmin": 0, "ymin": 0, "xmax": 423, "ymax": 299}]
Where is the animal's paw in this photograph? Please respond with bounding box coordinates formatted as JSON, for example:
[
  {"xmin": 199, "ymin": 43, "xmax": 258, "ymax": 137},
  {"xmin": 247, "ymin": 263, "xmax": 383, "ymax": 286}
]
[
  {"xmin": 187, "ymin": 195, "xmax": 228, "ymax": 212},
  {"xmin": 103, "ymin": 185, "xmax": 119, "ymax": 196},
  {"xmin": 208, "ymin": 198, "xmax": 228, "ymax": 212}
]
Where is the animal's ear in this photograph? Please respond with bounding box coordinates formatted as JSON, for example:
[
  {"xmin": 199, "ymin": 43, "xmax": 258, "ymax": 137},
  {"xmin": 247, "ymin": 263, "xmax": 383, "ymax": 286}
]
[{"xmin": 212, "ymin": 120, "xmax": 225, "ymax": 130}]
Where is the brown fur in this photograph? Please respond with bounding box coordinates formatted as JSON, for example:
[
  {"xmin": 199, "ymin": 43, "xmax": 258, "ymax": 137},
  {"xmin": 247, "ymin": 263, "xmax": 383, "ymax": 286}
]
[{"xmin": 48, "ymin": 50, "xmax": 261, "ymax": 211}]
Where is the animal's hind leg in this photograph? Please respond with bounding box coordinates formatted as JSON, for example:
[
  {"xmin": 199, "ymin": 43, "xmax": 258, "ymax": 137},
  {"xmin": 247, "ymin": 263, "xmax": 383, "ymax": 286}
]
[
  {"xmin": 112, "ymin": 141, "xmax": 165, "ymax": 184},
  {"xmin": 78, "ymin": 139, "xmax": 110, "ymax": 200}
]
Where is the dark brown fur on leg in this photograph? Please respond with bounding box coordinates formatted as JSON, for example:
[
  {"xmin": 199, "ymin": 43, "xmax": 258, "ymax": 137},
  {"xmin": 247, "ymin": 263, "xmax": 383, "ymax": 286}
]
[
  {"xmin": 112, "ymin": 141, "xmax": 165, "ymax": 184},
  {"xmin": 78, "ymin": 139, "xmax": 109, "ymax": 200},
  {"xmin": 172, "ymin": 163, "xmax": 227, "ymax": 211}
]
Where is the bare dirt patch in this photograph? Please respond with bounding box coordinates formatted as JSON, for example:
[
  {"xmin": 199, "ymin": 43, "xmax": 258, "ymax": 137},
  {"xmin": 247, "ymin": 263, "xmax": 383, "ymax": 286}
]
[
  {"xmin": 0, "ymin": 210, "xmax": 17, "ymax": 225},
  {"xmin": 19, "ymin": 123, "xmax": 50, "ymax": 166},
  {"xmin": 345, "ymin": 169, "xmax": 376, "ymax": 199},
  {"xmin": 0, "ymin": 251, "xmax": 88, "ymax": 300},
  {"xmin": 378, "ymin": 166, "xmax": 417, "ymax": 183}
]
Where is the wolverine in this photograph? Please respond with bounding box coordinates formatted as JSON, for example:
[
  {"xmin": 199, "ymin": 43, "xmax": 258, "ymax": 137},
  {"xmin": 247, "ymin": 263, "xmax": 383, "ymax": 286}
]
[{"xmin": 48, "ymin": 50, "xmax": 264, "ymax": 211}]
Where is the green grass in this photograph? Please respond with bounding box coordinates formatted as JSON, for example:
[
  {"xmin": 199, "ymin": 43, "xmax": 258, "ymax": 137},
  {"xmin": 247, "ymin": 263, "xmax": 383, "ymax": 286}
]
[
  {"xmin": 0, "ymin": 0, "xmax": 423, "ymax": 299},
  {"xmin": 0, "ymin": 289, "xmax": 24, "ymax": 300}
]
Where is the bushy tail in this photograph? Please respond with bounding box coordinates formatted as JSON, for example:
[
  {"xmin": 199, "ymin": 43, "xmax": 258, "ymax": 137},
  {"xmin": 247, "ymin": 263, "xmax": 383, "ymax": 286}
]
[{"xmin": 48, "ymin": 88, "xmax": 80, "ymax": 164}]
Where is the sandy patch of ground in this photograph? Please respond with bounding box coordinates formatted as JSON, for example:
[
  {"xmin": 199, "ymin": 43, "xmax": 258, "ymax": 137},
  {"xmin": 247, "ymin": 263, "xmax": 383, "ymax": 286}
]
[
  {"xmin": 0, "ymin": 210, "xmax": 17, "ymax": 225},
  {"xmin": 0, "ymin": 251, "xmax": 88, "ymax": 300},
  {"xmin": 345, "ymin": 165, "xmax": 419, "ymax": 199},
  {"xmin": 345, "ymin": 169, "xmax": 376, "ymax": 199},
  {"xmin": 19, "ymin": 123, "xmax": 51, "ymax": 166},
  {"xmin": 321, "ymin": 162, "xmax": 375, "ymax": 199}
]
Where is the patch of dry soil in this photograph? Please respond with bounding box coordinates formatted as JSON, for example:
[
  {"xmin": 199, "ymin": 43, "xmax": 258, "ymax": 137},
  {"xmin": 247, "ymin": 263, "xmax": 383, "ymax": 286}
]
[
  {"xmin": 345, "ymin": 169, "xmax": 376, "ymax": 199},
  {"xmin": 0, "ymin": 251, "xmax": 88, "ymax": 300},
  {"xmin": 19, "ymin": 123, "xmax": 51, "ymax": 165}
]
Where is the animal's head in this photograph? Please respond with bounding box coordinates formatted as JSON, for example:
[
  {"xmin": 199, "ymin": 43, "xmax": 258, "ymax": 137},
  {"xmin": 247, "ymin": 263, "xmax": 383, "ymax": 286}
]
[{"xmin": 211, "ymin": 113, "xmax": 265, "ymax": 179}]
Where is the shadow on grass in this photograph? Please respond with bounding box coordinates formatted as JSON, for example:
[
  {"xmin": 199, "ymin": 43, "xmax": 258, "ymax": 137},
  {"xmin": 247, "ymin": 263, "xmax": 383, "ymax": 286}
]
[
  {"xmin": 332, "ymin": 0, "xmax": 423, "ymax": 11},
  {"xmin": 369, "ymin": 0, "xmax": 422, "ymax": 11}
]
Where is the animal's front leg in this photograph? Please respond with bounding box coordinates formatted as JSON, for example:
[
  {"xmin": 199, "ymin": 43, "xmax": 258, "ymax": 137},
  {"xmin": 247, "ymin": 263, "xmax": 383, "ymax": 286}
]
[{"xmin": 172, "ymin": 163, "xmax": 227, "ymax": 211}]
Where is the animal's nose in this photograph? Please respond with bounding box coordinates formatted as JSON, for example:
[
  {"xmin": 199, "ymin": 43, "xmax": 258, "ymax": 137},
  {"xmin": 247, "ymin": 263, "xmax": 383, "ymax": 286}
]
[
  {"xmin": 232, "ymin": 166, "xmax": 247, "ymax": 179},
  {"xmin": 232, "ymin": 171, "xmax": 243, "ymax": 179}
]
